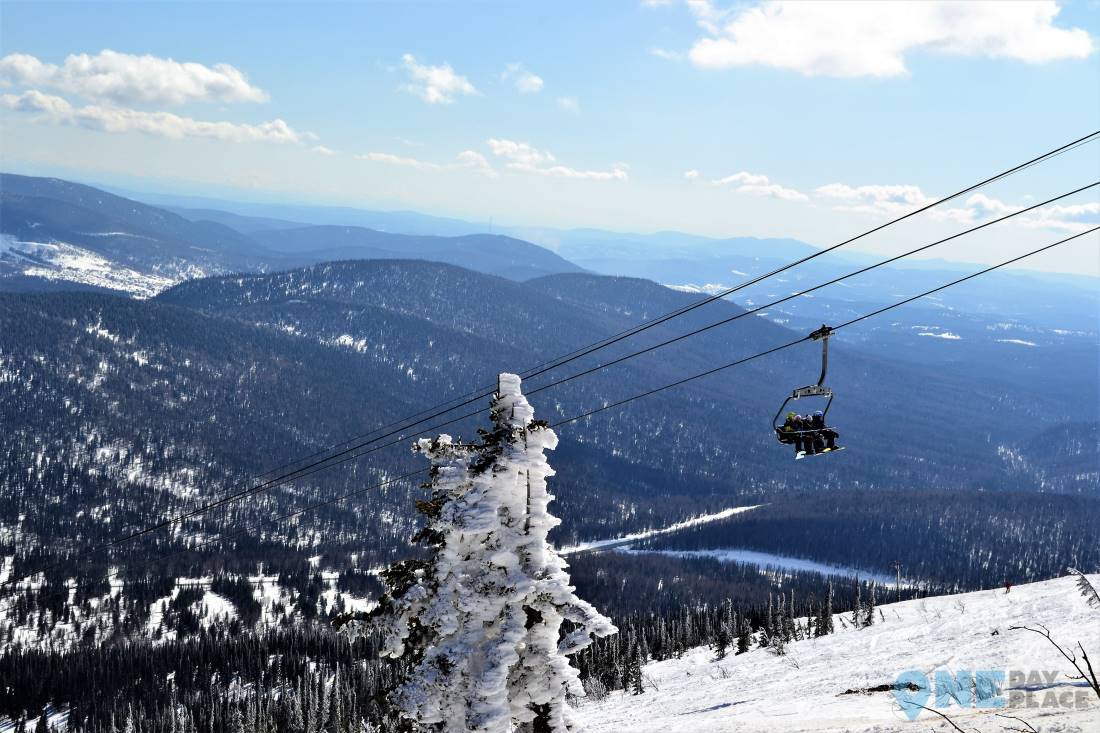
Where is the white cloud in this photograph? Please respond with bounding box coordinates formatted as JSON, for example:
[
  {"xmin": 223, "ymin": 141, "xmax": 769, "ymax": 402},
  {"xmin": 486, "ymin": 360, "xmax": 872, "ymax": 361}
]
[
  {"xmin": 0, "ymin": 88, "xmax": 73, "ymax": 116},
  {"xmin": 556, "ymin": 96, "xmax": 580, "ymax": 113},
  {"xmin": 683, "ymin": 169, "xmax": 700, "ymax": 180},
  {"xmin": 455, "ymin": 149, "xmax": 498, "ymax": 177},
  {"xmin": 401, "ymin": 54, "xmax": 478, "ymax": 104},
  {"xmin": 815, "ymin": 182, "xmax": 933, "ymax": 215},
  {"xmin": 968, "ymin": 193, "xmax": 1099, "ymax": 232},
  {"xmin": 310, "ymin": 145, "xmax": 336, "ymax": 156},
  {"xmin": 685, "ymin": 0, "xmax": 731, "ymax": 35},
  {"xmin": 815, "ymin": 184, "xmax": 1098, "ymax": 231},
  {"xmin": 359, "ymin": 149, "xmax": 497, "ymax": 177},
  {"xmin": 683, "ymin": 1, "xmax": 1094, "ymax": 77},
  {"xmin": 487, "ymin": 138, "xmax": 628, "ymax": 181},
  {"xmin": 359, "ymin": 151, "xmax": 442, "ymax": 170},
  {"xmin": 488, "ymin": 139, "xmax": 555, "ymax": 167},
  {"xmin": 649, "ymin": 47, "xmax": 685, "ymax": 62},
  {"xmin": 502, "ymin": 63, "xmax": 544, "ymax": 93},
  {"xmin": 1, "ymin": 89, "xmax": 303, "ymax": 143},
  {"xmin": 712, "ymin": 170, "xmax": 807, "ymax": 201},
  {"xmin": 0, "ymin": 50, "xmax": 268, "ymax": 105}
]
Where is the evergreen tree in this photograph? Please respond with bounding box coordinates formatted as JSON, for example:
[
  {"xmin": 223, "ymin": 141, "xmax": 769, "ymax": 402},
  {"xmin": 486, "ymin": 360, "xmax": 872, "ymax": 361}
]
[
  {"xmin": 864, "ymin": 583, "xmax": 876, "ymax": 627},
  {"xmin": 712, "ymin": 621, "xmax": 730, "ymax": 660},
  {"xmin": 736, "ymin": 616, "xmax": 752, "ymax": 655},
  {"xmin": 359, "ymin": 374, "xmax": 616, "ymax": 733},
  {"xmin": 629, "ymin": 647, "xmax": 645, "ymax": 696},
  {"xmin": 823, "ymin": 581, "xmax": 835, "ymax": 635}
]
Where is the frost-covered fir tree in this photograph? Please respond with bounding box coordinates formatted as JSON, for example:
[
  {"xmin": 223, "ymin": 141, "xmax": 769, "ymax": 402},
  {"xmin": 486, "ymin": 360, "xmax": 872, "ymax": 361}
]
[{"xmin": 362, "ymin": 373, "xmax": 617, "ymax": 733}]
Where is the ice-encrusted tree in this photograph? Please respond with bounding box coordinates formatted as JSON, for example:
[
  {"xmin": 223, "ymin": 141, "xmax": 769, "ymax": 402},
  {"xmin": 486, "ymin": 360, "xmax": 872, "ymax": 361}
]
[{"xmin": 362, "ymin": 373, "xmax": 616, "ymax": 732}]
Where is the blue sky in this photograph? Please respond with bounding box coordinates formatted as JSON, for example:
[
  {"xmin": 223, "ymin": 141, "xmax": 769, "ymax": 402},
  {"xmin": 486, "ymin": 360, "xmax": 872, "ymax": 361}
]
[{"xmin": 1, "ymin": 0, "xmax": 1098, "ymax": 273}]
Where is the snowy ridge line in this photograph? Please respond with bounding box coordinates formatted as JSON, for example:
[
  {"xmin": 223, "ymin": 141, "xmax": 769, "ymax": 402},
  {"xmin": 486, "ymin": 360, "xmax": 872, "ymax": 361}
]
[{"xmin": 558, "ymin": 504, "xmax": 764, "ymax": 555}]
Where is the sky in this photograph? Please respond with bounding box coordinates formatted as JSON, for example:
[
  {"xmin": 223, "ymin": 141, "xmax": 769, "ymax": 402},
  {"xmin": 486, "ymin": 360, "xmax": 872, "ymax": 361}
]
[{"xmin": 1, "ymin": 0, "xmax": 1098, "ymax": 274}]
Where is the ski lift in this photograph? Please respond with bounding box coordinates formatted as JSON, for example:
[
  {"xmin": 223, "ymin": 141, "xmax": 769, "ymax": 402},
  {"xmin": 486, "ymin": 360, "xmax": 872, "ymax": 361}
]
[{"xmin": 772, "ymin": 324, "xmax": 844, "ymax": 459}]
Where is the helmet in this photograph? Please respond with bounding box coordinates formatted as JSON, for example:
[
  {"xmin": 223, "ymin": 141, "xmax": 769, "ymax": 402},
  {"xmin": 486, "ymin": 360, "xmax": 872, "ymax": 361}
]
[
  {"xmin": 787, "ymin": 411, "xmax": 796, "ymax": 420},
  {"xmin": 813, "ymin": 411, "xmax": 824, "ymax": 418}
]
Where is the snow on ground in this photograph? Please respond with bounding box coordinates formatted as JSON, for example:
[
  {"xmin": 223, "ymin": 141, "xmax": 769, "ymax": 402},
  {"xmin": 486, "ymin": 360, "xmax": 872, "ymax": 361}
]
[
  {"xmin": 666, "ymin": 283, "xmax": 733, "ymax": 295},
  {"xmin": 581, "ymin": 574, "xmax": 1100, "ymax": 733},
  {"xmin": 1, "ymin": 237, "xmax": 177, "ymax": 297},
  {"xmin": 558, "ymin": 505, "xmax": 763, "ymax": 555},
  {"xmin": 0, "ymin": 706, "xmax": 69, "ymax": 733},
  {"xmin": 619, "ymin": 548, "xmax": 904, "ymax": 587}
]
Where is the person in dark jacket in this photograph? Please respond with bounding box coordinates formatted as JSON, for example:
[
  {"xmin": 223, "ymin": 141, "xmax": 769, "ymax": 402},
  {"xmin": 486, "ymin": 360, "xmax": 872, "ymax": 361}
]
[{"xmin": 810, "ymin": 410, "xmax": 838, "ymax": 451}]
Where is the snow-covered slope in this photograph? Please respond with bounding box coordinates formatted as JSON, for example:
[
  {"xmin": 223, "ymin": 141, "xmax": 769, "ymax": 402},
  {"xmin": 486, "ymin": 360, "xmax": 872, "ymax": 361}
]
[
  {"xmin": 0, "ymin": 235, "xmax": 181, "ymax": 297},
  {"xmin": 581, "ymin": 574, "xmax": 1100, "ymax": 732}
]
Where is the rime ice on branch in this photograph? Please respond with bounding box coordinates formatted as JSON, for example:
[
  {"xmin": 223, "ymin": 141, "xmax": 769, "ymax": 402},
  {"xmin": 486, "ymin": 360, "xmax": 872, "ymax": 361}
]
[{"xmin": 364, "ymin": 372, "xmax": 616, "ymax": 733}]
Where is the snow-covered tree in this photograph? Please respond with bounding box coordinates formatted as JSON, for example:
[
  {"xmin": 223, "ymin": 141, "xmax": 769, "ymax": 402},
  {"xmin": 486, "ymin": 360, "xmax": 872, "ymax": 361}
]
[{"xmin": 363, "ymin": 373, "xmax": 617, "ymax": 732}]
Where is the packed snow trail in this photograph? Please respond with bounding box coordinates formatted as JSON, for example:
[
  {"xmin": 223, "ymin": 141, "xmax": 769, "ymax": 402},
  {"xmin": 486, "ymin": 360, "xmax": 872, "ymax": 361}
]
[
  {"xmin": 581, "ymin": 573, "xmax": 1099, "ymax": 732},
  {"xmin": 558, "ymin": 505, "xmax": 764, "ymax": 555},
  {"xmin": 619, "ymin": 548, "xmax": 907, "ymax": 587}
]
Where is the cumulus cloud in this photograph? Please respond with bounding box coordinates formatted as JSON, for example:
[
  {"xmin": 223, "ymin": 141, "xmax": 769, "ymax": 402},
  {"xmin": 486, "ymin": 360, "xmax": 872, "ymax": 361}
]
[
  {"xmin": 502, "ymin": 63, "xmax": 544, "ymax": 93},
  {"xmin": 0, "ymin": 50, "xmax": 268, "ymax": 105},
  {"xmin": 487, "ymin": 139, "xmax": 554, "ymax": 168},
  {"xmin": 814, "ymin": 182, "xmax": 934, "ymax": 215},
  {"xmin": 401, "ymin": 54, "xmax": 478, "ymax": 104},
  {"xmin": 556, "ymin": 96, "xmax": 580, "ymax": 113},
  {"xmin": 682, "ymin": 1, "xmax": 1094, "ymax": 77},
  {"xmin": 966, "ymin": 193, "xmax": 1099, "ymax": 232},
  {"xmin": 487, "ymin": 138, "xmax": 628, "ymax": 181},
  {"xmin": 712, "ymin": 170, "xmax": 807, "ymax": 201},
  {"xmin": 310, "ymin": 145, "xmax": 336, "ymax": 156},
  {"xmin": 0, "ymin": 89, "xmax": 303, "ymax": 143},
  {"xmin": 455, "ymin": 149, "xmax": 497, "ymax": 177},
  {"xmin": 0, "ymin": 88, "xmax": 73, "ymax": 116}
]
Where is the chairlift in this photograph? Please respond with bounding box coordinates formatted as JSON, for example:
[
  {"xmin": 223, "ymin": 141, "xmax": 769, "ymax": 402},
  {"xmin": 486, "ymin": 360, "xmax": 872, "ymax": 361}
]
[{"xmin": 772, "ymin": 325, "xmax": 845, "ymax": 459}]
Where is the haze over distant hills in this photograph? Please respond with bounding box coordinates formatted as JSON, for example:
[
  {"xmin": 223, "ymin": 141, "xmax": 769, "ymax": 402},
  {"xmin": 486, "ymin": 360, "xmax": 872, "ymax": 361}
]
[{"xmin": 0, "ymin": 174, "xmax": 583, "ymax": 295}]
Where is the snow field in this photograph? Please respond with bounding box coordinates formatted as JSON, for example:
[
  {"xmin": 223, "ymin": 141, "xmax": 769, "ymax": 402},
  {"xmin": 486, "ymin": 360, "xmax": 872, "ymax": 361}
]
[{"xmin": 582, "ymin": 573, "xmax": 1100, "ymax": 733}]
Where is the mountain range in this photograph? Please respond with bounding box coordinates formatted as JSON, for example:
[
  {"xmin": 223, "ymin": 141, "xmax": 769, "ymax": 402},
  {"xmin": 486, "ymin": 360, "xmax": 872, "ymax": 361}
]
[{"xmin": 0, "ymin": 171, "xmax": 1096, "ymax": 655}]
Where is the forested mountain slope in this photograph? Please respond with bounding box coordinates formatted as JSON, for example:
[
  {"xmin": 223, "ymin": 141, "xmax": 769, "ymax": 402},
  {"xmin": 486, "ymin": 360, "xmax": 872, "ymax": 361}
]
[{"xmin": 1, "ymin": 259, "xmax": 1095, "ymax": 653}]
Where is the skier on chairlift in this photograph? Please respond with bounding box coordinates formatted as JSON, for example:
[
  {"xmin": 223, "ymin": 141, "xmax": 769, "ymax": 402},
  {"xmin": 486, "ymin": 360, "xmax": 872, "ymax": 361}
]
[
  {"xmin": 780, "ymin": 411, "xmax": 808, "ymax": 456},
  {"xmin": 810, "ymin": 410, "xmax": 838, "ymax": 452}
]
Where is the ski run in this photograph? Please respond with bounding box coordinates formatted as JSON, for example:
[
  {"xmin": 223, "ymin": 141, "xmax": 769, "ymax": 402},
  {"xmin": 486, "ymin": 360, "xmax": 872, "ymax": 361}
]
[{"xmin": 582, "ymin": 573, "xmax": 1099, "ymax": 732}]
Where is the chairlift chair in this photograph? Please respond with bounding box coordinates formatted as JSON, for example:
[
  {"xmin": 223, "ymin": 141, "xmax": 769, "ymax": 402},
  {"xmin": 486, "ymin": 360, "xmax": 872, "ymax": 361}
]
[{"xmin": 772, "ymin": 325, "xmax": 844, "ymax": 457}]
